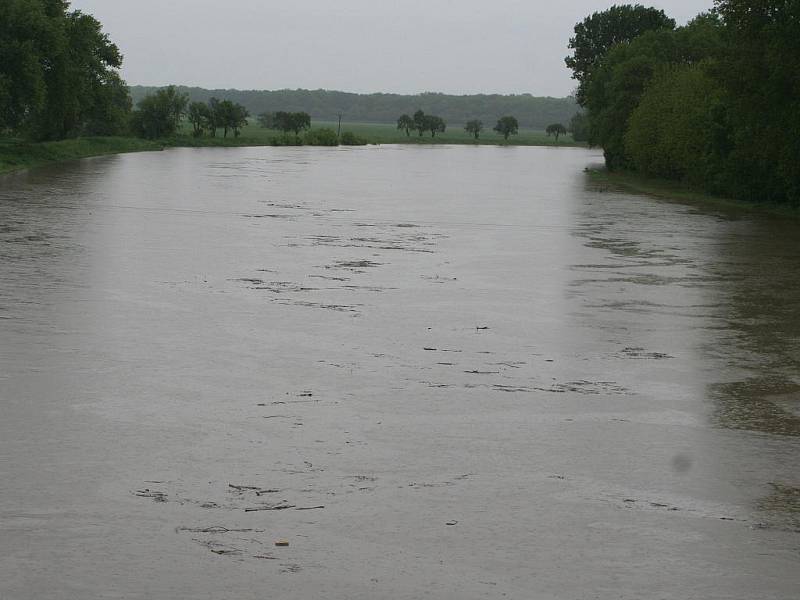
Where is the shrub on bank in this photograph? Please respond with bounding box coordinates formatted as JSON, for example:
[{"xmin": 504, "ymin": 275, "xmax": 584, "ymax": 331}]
[
  {"xmin": 340, "ymin": 131, "xmax": 367, "ymax": 146},
  {"xmin": 304, "ymin": 128, "xmax": 339, "ymax": 146}
]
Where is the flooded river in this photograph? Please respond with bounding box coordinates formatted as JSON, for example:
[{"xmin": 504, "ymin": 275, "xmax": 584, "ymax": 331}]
[{"xmin": 1, "ymin": 145, "xmax": 798, "ymax": 599}]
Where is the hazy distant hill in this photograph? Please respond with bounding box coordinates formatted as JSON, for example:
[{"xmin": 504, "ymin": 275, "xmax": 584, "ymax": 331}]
[{"xmin": 128, "ymin": 86, "xmax": 579, "ymax": 129}]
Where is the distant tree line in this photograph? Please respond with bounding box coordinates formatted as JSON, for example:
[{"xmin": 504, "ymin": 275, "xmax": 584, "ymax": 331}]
[
  {"xmin": 566, "ymin": 1, "xmax": 800, "ymax": 205},
  {"xmin": 256, "ymin": 111, "xmax": 366, "ymax": 146},
  {"xmin": 131, "ymin": 89, "xmax": 249, "ymax": 139},
  {"xmin": 395, "ymin": 111, "xmax": 446, "ymax": 137},
  {"xmin": 130, "ymin": 87, "xmax": 579, "ymax": 130},
  {"xmin": 0, "ymin": 0, "xmax": 131, "ymax": 140}
]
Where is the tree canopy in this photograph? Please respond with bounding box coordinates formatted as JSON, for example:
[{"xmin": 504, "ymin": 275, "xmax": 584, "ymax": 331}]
[
  {"xmin": 565, "ymin": 4, "xmax": 675, "ymax": 106},
  {"xmin": 569, "ymin": 1, "xmax": 800, "ymax": 205},
  {"xmin": 494, "ymin": 116, "xmax": 519, "ymax": 140},
  {"xmin": 0, "ymin": 0, "xmax": 131, "ymax": 140},
  {"xmin": 131, "ymin": 86, "xmax": 188, "ymax": 139},
  {"xmin": 546, "ymin": 123, "xmax": 567, "ymax": 141},
  {"xmin": 465, "ymin": 120, "xmax": 483, "ymax": 139}
]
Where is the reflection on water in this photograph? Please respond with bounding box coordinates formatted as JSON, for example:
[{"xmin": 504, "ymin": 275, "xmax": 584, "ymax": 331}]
[{"xmin": 0, "ymin": 146, "xmax": 798, "ymax": 599}]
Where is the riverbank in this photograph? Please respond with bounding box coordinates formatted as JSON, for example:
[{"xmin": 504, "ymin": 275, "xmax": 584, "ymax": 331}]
[
  {"xmin": 1, "ymin": 129, "xmax": 584, "ymax": 176},
  {"xmin": 0, "ymin": 137, "xmax": 164, "ymax": 175},
  {"xmin": 588, "ymin": 168, "xmax": 800, "ymax": 219}
]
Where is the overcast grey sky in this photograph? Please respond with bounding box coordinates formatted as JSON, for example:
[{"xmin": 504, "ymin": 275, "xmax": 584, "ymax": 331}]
[{"xmin": 71, "ymin": 0, "xmax": 715, "ymax": 96}]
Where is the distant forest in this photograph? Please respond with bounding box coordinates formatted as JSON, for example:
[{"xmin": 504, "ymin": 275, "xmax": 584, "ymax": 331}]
[{"xmin": 129, "ymin": 87, "xmax": 579, "ymax": 130}]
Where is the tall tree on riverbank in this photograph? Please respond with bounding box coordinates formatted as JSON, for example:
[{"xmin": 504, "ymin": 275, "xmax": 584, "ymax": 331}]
[
  {"xmin": 494, "ymin": 116, "xmax": 519, "ymax": 140},
  {"xmin": 570, "ymin": 2, "xmax": 800, "ymax": 205},
  {"xmin": 546, "ymin": 123, "xmax": 567, "ymax": 141},
  {"xmin": 131, "ymin": 86, "xmax": 188, "ymax": 139},
  {"xmin": 565, "ymin": 4, "xmax": 675, "ymax": 106},
  {"xmin": 0, "ymin": 0, "xmax": 132, "ymax": 139},
  {"xmin": 397, "ymin": 114, "xmax": 414, "ymax": 136},
  {"xmin": 465, "ymin": 119, "xmax": 483, "ymax": 139},
  {"xmin": 424, "ymin": 115, "xmax": 446, "ymax": 138}
]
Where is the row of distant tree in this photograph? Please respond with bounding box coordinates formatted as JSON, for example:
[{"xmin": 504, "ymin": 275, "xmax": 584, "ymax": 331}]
[
  {"xmin": 130, "ymin": 87, "xmax": 579, "ymax": 131},
  {"xmin": 565, "ymin": 1, "xmax": 799, "ymax": 205},
  {"xmin": 130, "ymin": 87, "xmax": 249, "ymax": 139},
  {"xmin": 257, "ymin": 112, "xmax": 312, "ymax": 136},
  {"xmin": 397, "ymin": 112, "xmax": 570, "ymax": 141}
]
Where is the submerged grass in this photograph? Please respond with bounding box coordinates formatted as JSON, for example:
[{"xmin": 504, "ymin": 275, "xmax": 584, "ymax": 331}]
[
  {"xmin": 0, "ymin": 137, "xmax": 162, "ymax": 175},
  {"xmin": 588, "ymin": 168, "xmax": 800, "ymax": 219}
]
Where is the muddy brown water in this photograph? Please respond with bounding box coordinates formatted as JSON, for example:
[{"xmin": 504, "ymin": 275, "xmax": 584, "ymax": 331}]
[{"xmin": 1, "ymin": 145, "xmax": 798, "ymax": 599}]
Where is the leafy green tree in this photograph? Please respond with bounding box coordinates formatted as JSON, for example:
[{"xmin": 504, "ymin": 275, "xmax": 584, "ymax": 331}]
[
  {"xmin": 0, "ymin": 0, "xmax": 52, "ymax": 133},
  {"xmin": 304, "ymin": 127, "xmax": 339, "ymax": 146},
  {"xmin": 546, "ymin": 123, "xmax": 567, "ymax": 141},
  {"xmin": 413, "ymin": 110, "xmax": 426, "ymax": 137},
  {"xmin": 624, "ymin": 63, "xmax": 725, "ymax": 186},
  {"xmin": 583, "ymin": 14, "xmax": 723, "ymax": 169},
  {"xmin": 207, "ymin": 97, "xmax": 221, "ymax": 137},
  {"xmin": 424, "ymin": 115, "xmax": 446, "ymax": 137},
  {"xmin": 187, "ymin": 101, "xmax": 211, "ymax": 137},
  {"xmin": 274, "ymin": 111, "xmax": 311, "ymax": 138},
  {"xmin": 568, "ymin": 113, "xmax": 590, "ymax": 142},
  {"xmin": 494, "ymin": 116, "xmax": 519, "ymax": 140},
  {"xmin": 712, "ymin": 0, "xmax": 800, "ymax": 204},
  {"xmin": 565, "ymin": 4, "xmax": 675, "ymax": 106},
  {"xmin": 0, "ymin": 0, "xmax": 132, "ymax": 139},
  {"xmin": 397, "ymin": 114, "xmax": 414, "ymax": 136},
  {"xmin": 465, "ymin": 119, "xmax": 483, "ymax": 139},
  {"xmin": 215, "ymin": 100, "xmax": 249, "ymax": 138},
  {"xmin": 131, "ymin": 86, "xmax": 188, "ymax": 139},
  {"xmin": 257, "ymin": 111, "xmax": 277, "ymax": 129}
]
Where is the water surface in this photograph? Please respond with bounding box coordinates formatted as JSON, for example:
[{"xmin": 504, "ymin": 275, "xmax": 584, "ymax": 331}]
[{"xmin": 1, "ymin": 145, "xmax": 798, "ymax": 599}]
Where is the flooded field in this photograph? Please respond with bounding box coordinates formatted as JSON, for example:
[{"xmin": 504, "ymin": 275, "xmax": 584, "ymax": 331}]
[{"xmin": 1, "ymin": 145, "xmax": 798, "ymax": 599}]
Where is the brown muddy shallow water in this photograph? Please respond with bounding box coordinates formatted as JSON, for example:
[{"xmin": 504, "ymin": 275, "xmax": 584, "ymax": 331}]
[{"xmin": 0, "ymin": 145, "xmax": 798, "ymax": 599}]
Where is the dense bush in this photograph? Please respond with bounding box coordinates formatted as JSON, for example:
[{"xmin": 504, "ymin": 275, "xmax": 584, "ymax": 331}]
[
  {"xmin": 339, "ymin": 132, "xmax": 367, "ymax": 146},
  {"xmin": 303, "ymin": 128, "xmax": 339, "ymax": 146},
  {"xmin": 566, "ymin": 2, "xmax": 800, "ymax": 205}
]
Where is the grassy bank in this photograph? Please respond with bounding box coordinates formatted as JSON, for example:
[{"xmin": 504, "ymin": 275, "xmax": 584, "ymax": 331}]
[
  {"xmin": 588, "ymin": 168, "xmax": 800, "ymax": 218},
  {"xmin": 0, "ymin": 137, "xmax": 162, "ymax": 175}
]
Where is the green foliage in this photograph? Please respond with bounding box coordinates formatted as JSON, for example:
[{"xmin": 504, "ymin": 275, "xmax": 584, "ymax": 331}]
[
  {"xmin": 214, "ymin": 99, "xmax": 249, "ymax": 138},
  {"xmin": 424, "ymin": 115, "xmax": 446, "ymax": 137},
  {"xmin": 583, "ymin": 16, "xmax": 724, "ymax": 169},
  {"xmin": 576, "ymin": 0, "xmax": 800, "ymax": 205},
  {"xmin": 187, "ymin": 101, "xmax": 211, "ymax": 137},
  {"xmin": 257, "ymin": 111, "xmax": 277, "ymax": 129},
  {"xmin": 546, "ymin": 123, "xmax": 567, "ymax": 141},
  {"xmin": 339, "ymin": 131, "xmax": 367, "ymax": 146},
  {"xmin": 0, "ymin": 0, "xmax": 131, "ymax": 140},
  {"xmin": 412, "ymin": 110, "xmax": 427, "ymax": 137},
  {"xmin": 131, "ymin": 86, "xmax": 188, "ymax": 139},
  {"xmin": 712, "ymin": 0, "xmax": 800, "ymax": 204},
  {"xmin": 410, "ymin": 110, "xmax": 446, "ymax": 137},
  {"xmin": 273, "ymin": 111, "xmax": 311, "ymax": 137},
  {"xmin": 569, "ymin": 113, "xmax": 590, "ymax": 142},
  {"xmin": 624, "ymin": 63, "xmax": 726, "ymax": 187},
  {"xmin": 130, "ymin": 87, "xmax": 579, "ymax": 130},
  {"xmin": 0, "ymin": 136, "xmax": 160, "ymax": 174},
  {"xmin": 397, "ymin": 114, "xmax": 414, "ymax": 136},
  {"xmin": 494, "ymin": 116, "xmax": 519, "ymax": 140},
  {"xmin": 303, "ymin": 127, "xmax": 339, "ymax": 146},
  {"xmin": 566, "ymin": 4, "xmax": 675, "ymax": 105},
  {"xmin": 465, "ymin": 119, "xmax": 483, "ymax": 139}
]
